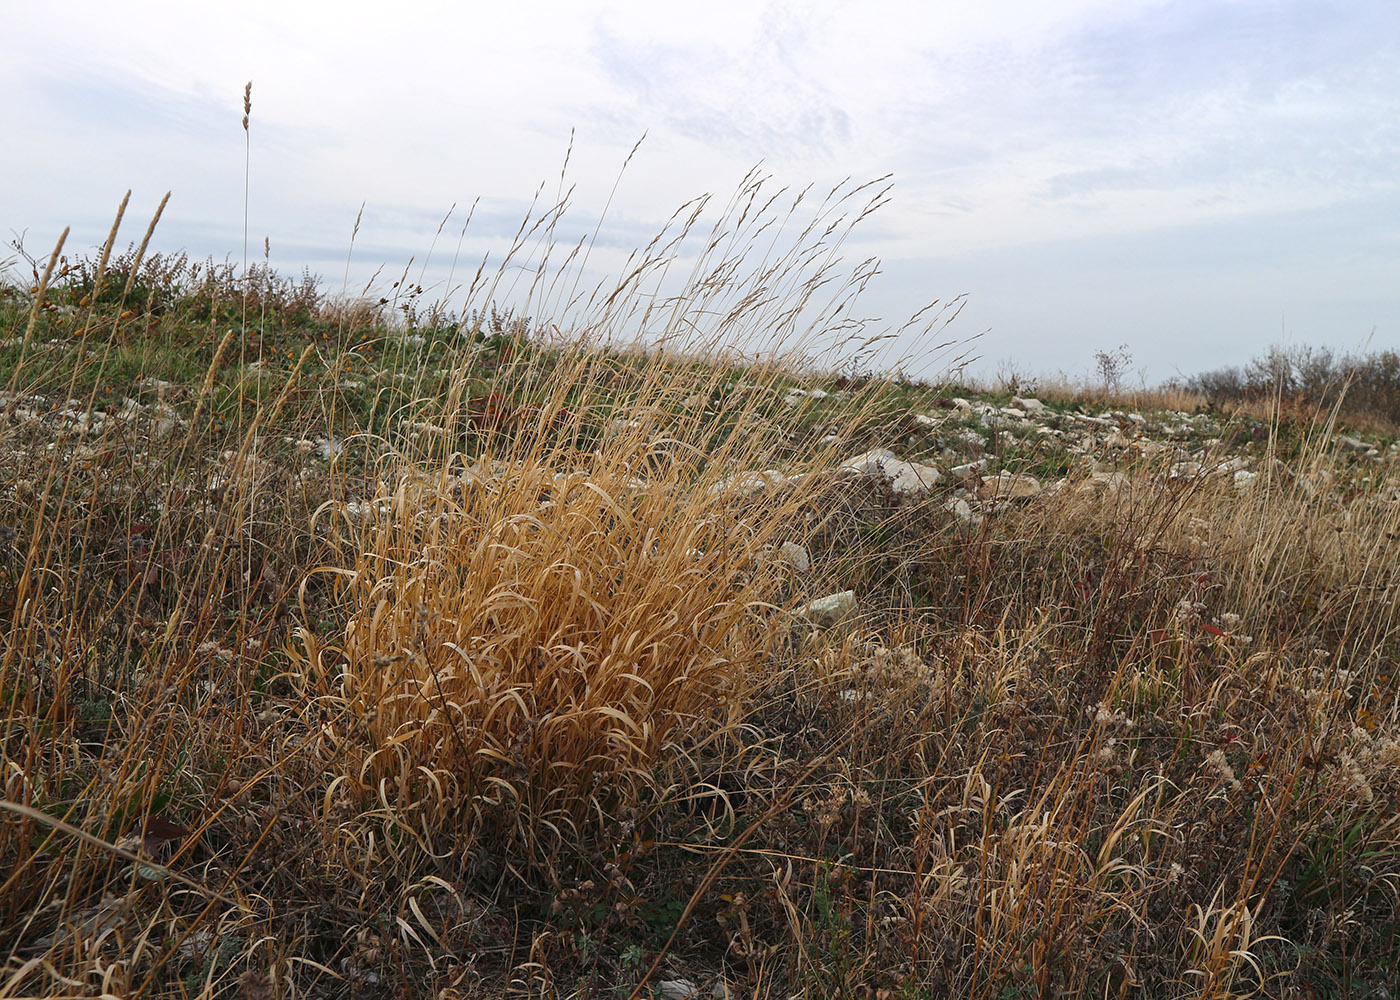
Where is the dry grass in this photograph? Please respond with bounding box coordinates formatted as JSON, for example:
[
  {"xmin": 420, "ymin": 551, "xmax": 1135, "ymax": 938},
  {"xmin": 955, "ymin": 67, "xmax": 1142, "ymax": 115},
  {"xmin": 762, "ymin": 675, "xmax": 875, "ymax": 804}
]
[{"xmin": 0, "ymin": 174, "xmax": 1397, "ymax": 1000}]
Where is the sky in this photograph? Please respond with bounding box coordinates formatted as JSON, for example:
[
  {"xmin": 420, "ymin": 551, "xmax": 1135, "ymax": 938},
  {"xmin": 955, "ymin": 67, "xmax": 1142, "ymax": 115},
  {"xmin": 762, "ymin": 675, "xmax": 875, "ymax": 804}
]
[{"xmin": 2, "ymin": 0, "xmax": 1397, "ymax": 383}]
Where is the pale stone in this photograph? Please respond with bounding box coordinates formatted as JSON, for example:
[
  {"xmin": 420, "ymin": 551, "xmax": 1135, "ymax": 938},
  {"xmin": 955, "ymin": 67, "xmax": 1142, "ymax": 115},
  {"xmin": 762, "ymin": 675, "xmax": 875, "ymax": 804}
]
[
  {"xmin": 803, "ymin": 591, "xmax": 856, "ymax": 626},
  {"xmin": 945, "ymin": 497, "xmax": 984, "ymax": 527},
  {"xmin": 950, "ymin": 458, "xmax": 988, "ymax": 480},
  {"xmin": 841, "ymin": 448, "xmax": 942, "ymax": 494},
  {"xmin": 778, "ymin": 542, "xmax": 811, "ymax": 572},
  {"xmin": 979, "ymin": 472, "xmax": 1042, "ymax": 499},
  {"xmin": 707, "ymin": 469, "xmax": 795, "ymax": 496},
  {"xmin": 657, "ymin": 979, "xmax": 729, "ymax": 1000},
  {"xmin": 1052, "ymin": 471, "xmax": 1129, "ymax": 499}
]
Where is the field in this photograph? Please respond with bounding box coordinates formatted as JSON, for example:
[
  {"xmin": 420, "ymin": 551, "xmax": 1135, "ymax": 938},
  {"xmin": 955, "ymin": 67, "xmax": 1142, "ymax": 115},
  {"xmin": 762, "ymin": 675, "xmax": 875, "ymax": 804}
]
[{"xmin": 1, "ymin": 187, "xmax": 1398, "ymax": 999}]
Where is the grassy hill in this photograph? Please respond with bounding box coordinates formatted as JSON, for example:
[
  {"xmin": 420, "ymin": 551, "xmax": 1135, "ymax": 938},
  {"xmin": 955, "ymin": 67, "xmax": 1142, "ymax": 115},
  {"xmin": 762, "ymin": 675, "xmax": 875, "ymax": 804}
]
[{"xmin": 1, "ymin": 220, "xmax": 1397, "ymax": 999}]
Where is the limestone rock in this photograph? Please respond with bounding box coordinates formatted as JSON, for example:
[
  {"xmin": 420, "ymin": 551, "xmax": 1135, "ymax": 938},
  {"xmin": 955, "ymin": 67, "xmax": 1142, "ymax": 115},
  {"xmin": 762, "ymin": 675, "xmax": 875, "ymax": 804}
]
[
  {"xmin": 950, "ymin": 458, "xmax": 988, "ymax": 481},
  {"xmin": 945, "ymin": 497, "xmax": 984, "ymax": 528},
  {"xmin": 841, "ymin": 448, "xmax": 942, "ymax": 495},
  {"xmin": 657, "ymin": 979, "xmax": 729, "ymax": 1000},
  {"xmin": 1337, "ymin": 435, "xmax": 1380, "ymax": 457},
  {"xmin": 778, "ymin": 541, "xmax": 811, "ymax": 572},
  {"xmin": 707, "ymin": 469, "xmax": 795, "ymax": 496},
  {"xmin": 803, "ymin": 591, "xmax": 856, "ymax": 626},
  {"xmin": 979, "ymin": 472, "xmax": 1042, "ymax": 499}
]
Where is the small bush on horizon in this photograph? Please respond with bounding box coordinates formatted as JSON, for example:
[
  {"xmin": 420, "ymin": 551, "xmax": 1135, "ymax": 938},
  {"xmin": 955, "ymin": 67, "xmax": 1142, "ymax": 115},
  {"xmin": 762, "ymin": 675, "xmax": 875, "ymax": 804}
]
[{"xmin": 1189, "ymin": 341, "xmax": 1400, "ymax": 432}]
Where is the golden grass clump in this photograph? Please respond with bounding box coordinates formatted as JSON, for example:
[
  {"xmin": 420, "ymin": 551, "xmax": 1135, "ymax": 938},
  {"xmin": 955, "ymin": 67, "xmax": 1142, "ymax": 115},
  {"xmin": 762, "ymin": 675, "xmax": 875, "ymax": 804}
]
[
  {"xmin": 275, "ymin": 172, "xmax": 945, "ymax": 866},
  {"xmin": 313, "ymin": 446, "xmax": 804, "ymax": 855}
]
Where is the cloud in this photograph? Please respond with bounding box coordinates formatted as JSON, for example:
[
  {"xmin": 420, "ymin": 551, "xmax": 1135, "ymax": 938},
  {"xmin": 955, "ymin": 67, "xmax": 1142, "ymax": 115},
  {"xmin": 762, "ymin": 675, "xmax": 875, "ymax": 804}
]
[
  {"xmin": 2, "ymin": 0, "xmax": 1396, "ymax": 382},
  {"xmin": 586, "ymin": 11, "xmax": 854, "ymax": 162}
]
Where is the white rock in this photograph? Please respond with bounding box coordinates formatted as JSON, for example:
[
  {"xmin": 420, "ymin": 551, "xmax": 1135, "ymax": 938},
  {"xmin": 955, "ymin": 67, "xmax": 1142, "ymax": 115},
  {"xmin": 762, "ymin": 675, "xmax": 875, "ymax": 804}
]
[
  {"xmin": 1013, "ymin": 396, "xmax": 1048, "ymax": 414},
  {"xmin": 1053, "ymin": 471, "xmax": 1131, "ymax": 500},
  {"xmin": 343, "ymin": 499, "xmax": 391, "ymax": 522},
  {"xmin": 1169, "ymin": 461, "xmax": 1203, "ymax": 479},
  {"xmin": 782, "ymin": 387, "xmax": 829, "ymax": 404},
  {"xmin": 1092, "ymin": 470, "xmax": 1130, "ymax": 493},
  {"xmin": 979, "ymin": 472, "xmax": 1042, "ymax": 499},
  {"xmin": 778, "ymin": 542, "xmax": 811, "ymax": 572},
  {"xmin": 707, "ymin": 469, "xmax": 794, "ymax": 496},
  {"xmin": 841, "ymin": 448, "xmax": 899, "ymax": 475},
  {"xmin": 803, "ymin": 591, "xmax": 856, "ymax": 626},
  {"xmin": 1233, "ymin": 470, "xmax": 1259, "ymax": 491},
  {"xmin": 949, "ymin": 459, "xmax": 989, "ymax": 481},
  {"xmin": 887, "ymin": 462, "xmax": 943, "ymax": 494},
  {"xmin": 152, "ymin": 404, "xmax": 183, "ymax": 440},
  {"xmin": 657, "ymin": 979, "xmax": 728, "ymax": 1000},
  {"xmin": 945, "ymin": 497, "xmax": 984, "ymax": 528},
  {"xmin": 841, "ymin": 448, "xmax": 942, "ymax": 495}
]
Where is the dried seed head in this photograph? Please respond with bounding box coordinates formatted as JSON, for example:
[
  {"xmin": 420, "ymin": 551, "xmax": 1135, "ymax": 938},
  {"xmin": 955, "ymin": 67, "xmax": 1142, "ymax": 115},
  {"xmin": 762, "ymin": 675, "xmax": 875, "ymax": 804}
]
[{"xmin": 242, "ymin": 81, "xmax": 252, "ymax": 131}]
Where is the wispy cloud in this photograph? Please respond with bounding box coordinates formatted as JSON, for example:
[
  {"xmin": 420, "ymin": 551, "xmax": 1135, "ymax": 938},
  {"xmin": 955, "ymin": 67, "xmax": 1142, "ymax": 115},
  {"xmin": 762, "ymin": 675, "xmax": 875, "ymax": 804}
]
[
  {"xmin": 587, "ymin": 10, "xmax": 853, "ymax": 161},
  {"xmin": 2, "ymin": 0, "xmax": 1396, "ymax": 376}
]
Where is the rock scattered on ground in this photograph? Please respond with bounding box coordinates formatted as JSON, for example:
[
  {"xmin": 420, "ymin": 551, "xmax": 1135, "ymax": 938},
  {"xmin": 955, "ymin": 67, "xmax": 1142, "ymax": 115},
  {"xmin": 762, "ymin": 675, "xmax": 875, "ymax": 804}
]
[{"xmin": 802, "ymin": 590, "xmax": 856, "ymax": 626}]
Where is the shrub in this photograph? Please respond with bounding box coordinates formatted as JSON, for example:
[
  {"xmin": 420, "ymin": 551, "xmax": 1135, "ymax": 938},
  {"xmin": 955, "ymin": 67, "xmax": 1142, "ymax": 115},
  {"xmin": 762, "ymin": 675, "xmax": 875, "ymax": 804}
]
[{"xmin": 1190, "ymin": 342, "xmax": 1400, "ymax": 430}]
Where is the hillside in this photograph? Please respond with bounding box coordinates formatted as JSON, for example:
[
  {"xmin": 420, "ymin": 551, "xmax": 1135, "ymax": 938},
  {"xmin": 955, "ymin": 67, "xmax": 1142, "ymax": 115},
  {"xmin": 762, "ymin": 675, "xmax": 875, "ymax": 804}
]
[{"xmin": 1, "ymin": 243, "xmax": 1398, "ymax": 999}]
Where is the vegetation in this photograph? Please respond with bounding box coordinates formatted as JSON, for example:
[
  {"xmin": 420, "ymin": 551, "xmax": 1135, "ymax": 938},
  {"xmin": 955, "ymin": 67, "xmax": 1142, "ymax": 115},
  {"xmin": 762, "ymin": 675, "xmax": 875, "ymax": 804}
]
[
  {"xmin": 1186, "ymin": 343, "xmax": 1400, "ymax": 435},
  {"xmin": 1, "ymin": 182, "xmax": 1397, "ymax": 1000}
]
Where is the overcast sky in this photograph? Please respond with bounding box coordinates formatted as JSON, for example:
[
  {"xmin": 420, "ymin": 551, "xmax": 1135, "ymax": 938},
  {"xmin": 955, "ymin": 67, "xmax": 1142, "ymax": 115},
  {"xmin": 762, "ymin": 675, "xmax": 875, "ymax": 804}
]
[{"xmin": 3, "ymin": 0, "xmax": 1397, "ymax": 382}]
